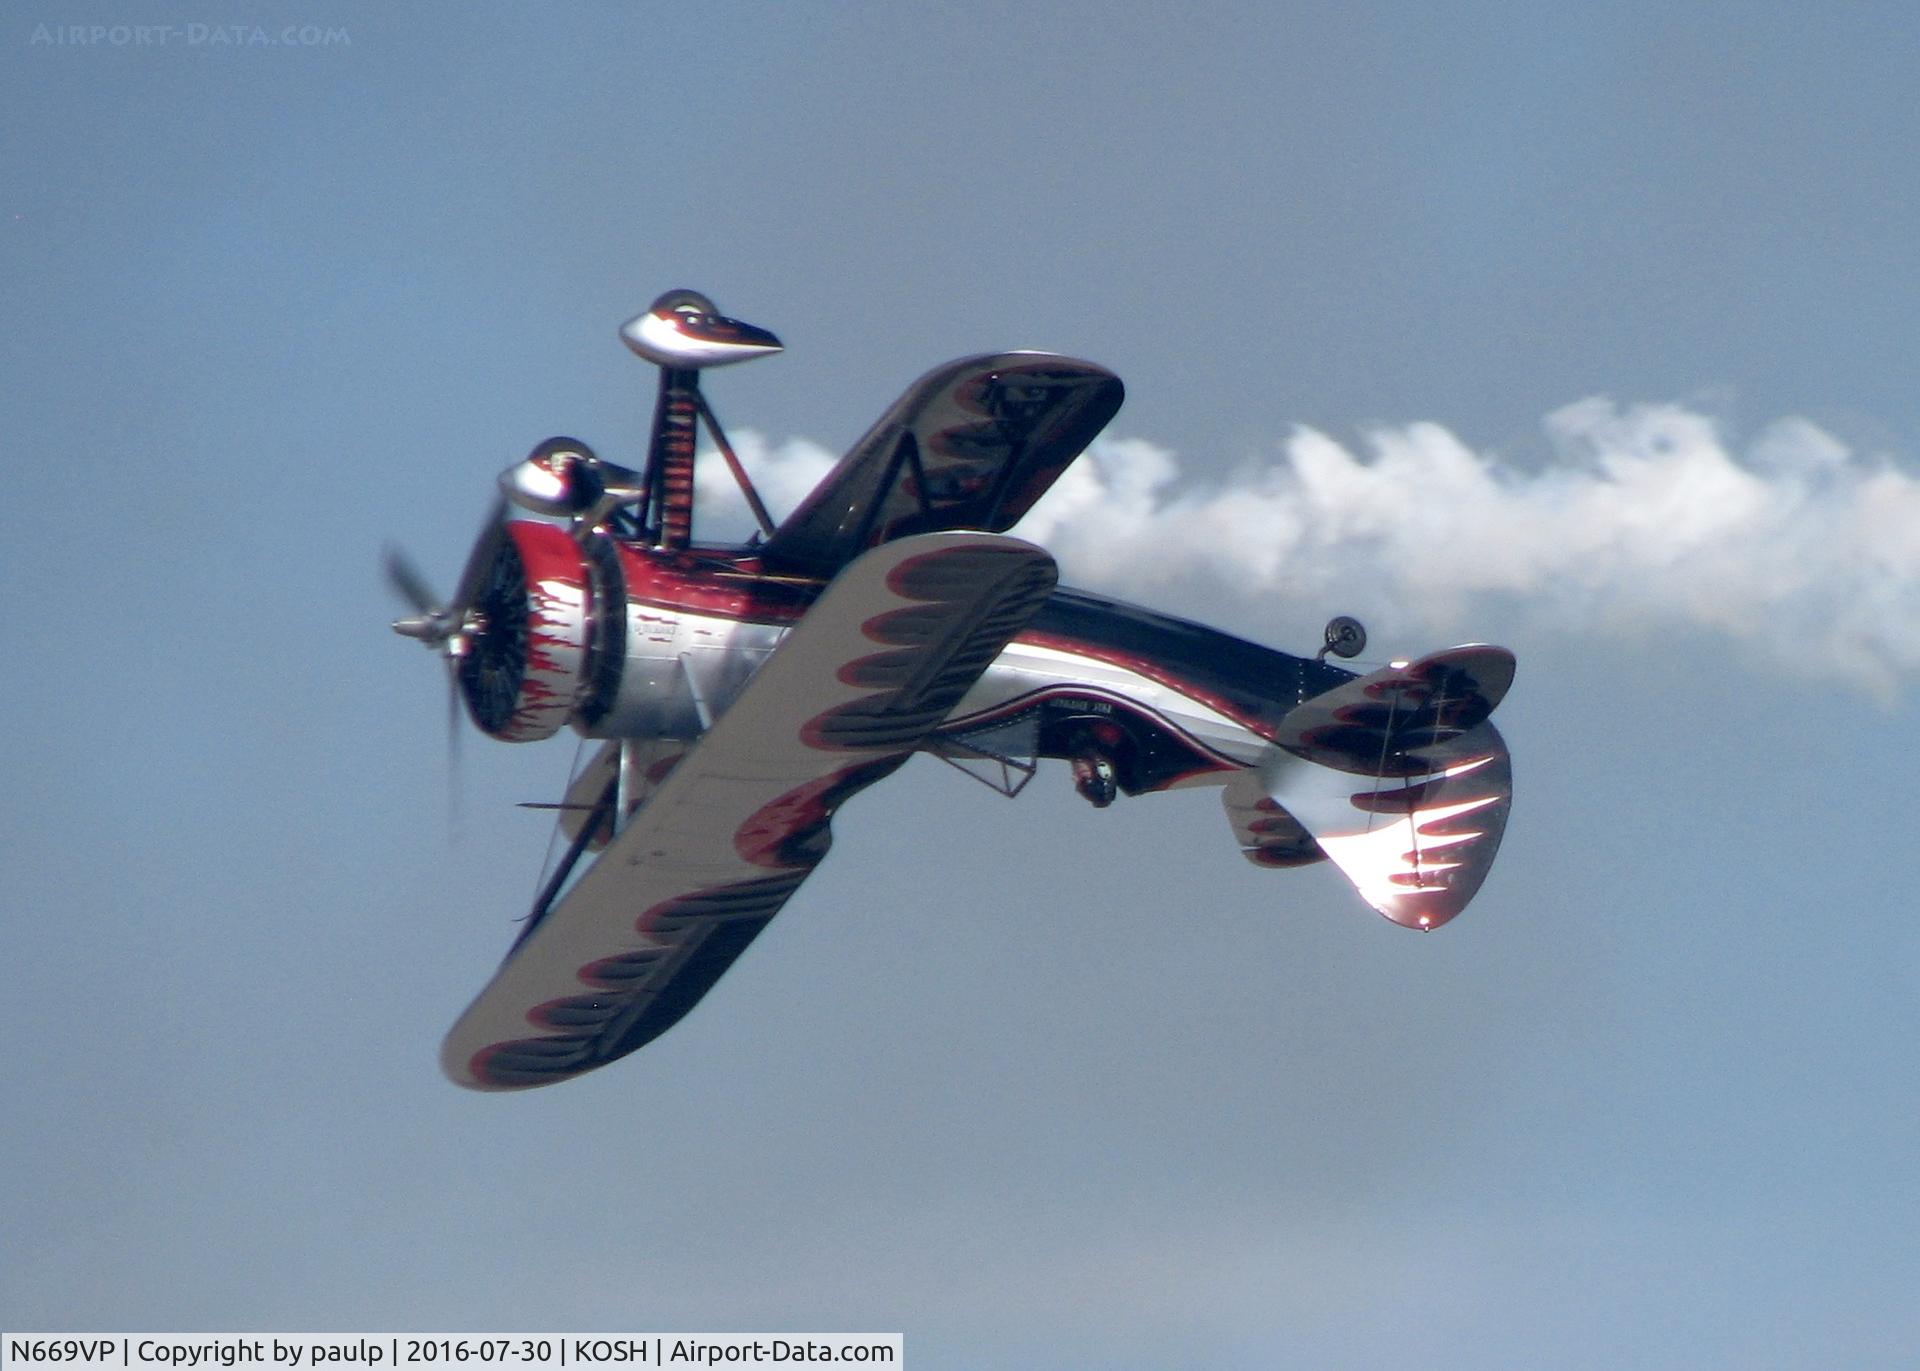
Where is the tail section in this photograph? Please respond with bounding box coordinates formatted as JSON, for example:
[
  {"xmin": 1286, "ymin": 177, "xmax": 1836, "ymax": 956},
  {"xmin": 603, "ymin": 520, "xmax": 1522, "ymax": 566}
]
[{"xmin": 1225, "ymin": 646, "xmax": 1515, "ymax": 929}]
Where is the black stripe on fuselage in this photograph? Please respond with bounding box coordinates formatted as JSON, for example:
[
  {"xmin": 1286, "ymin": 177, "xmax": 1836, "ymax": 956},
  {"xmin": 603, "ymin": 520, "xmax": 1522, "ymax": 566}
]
[{"xmin": 1028, "ymin": 588, "xmax": 1355, "ymax": 735}]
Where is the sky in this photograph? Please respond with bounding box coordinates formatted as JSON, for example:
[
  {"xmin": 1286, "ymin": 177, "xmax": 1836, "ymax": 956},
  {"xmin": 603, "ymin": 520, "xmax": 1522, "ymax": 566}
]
[{"xmin": 4, "ymin": 3, "xmax": 1918, "ymax": 1366}]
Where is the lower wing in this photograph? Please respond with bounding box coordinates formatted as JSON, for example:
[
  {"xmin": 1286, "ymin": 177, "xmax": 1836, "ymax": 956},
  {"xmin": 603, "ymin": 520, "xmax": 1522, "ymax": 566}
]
[{"xmin": 443, "ymin": 531, "xmax": 1057, "ymax": 1089}]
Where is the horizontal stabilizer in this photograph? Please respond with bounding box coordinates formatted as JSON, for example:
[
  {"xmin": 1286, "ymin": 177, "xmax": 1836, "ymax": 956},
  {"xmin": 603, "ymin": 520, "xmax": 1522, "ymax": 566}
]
[
  {"xmin": 1272, "ymin": 645, "xmax": 1514, "ymax": 777},
  {"xmin": 1255, "ymin": 647, "xmax": 1515, "ymax": 929},
  {"xmin": 1220, "ymin": 768, "xmax": 1326, "ymax": 869}
]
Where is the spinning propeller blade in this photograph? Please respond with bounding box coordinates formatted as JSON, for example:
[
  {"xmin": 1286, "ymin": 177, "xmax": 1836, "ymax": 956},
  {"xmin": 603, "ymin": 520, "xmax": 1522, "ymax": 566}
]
[
  {"xmin": 385, "ymin": 545, "xmax": 455, "ymax": 644},
  {"xmin": 384, "ymin": 498, "xmax": 509, "ymax": 821},
  {"xmin": 383, "ymin": 499, "xmax": 508, "ymax": 650},
  {"xmin": 384, "ymin": 545, "xmax": 443, "ymax": 617}
]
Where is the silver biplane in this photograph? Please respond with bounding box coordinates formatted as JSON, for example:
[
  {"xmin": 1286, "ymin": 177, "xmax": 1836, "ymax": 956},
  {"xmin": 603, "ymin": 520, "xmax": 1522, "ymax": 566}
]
[{"xmin": 391, "ymin": 291, "xmax": 1515, "ymax": 1090}]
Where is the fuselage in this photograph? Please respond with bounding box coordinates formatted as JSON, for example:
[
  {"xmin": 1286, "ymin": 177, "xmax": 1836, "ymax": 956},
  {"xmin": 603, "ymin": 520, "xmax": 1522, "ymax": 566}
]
[{"xmin": 564, "ymin": 538, "xmax": 1356, "ymax": 802}]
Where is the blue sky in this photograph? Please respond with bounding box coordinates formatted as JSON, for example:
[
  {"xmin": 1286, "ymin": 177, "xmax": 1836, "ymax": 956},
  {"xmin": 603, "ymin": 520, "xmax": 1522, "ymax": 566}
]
[{"xmin": 4, "ymin": 4, "xmax": 1918, "ymax": 1367}]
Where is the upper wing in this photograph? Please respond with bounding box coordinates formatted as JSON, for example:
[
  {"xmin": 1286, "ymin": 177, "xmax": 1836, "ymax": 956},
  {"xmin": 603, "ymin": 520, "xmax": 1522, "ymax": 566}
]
[
  {"xmin": 758, "ymin": 353, "xmax": 1122, "ymax": 578},
  {"xmin": 1239, "ymin": 646, "xmax": 1516, "ymax": 930},
  {"xmin": 443, "ymin": 531, "xmax": 1058, "ymax": 1090}
]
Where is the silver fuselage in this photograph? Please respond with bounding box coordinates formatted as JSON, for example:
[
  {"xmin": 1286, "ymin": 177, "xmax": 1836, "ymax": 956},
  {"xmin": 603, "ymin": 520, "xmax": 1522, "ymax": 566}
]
[{"xmin": 581, "ymin": 542, "xmax": 1353, "ymax": 798}]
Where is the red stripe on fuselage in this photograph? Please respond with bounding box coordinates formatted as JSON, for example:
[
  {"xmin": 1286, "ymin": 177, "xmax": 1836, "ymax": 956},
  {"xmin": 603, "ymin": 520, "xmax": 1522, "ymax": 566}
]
[{"xmin": 613, "ymin": 543, "xmax": 821, "ymax": 622}]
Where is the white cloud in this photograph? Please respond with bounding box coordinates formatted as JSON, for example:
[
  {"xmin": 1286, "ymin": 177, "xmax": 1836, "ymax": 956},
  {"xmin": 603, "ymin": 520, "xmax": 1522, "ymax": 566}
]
[
  {"xmin": 1022, "ymin": 402, "xmax": 1920, "ymax": 699},
  {"xmin": 694, "ymin": 430, "xmax": 839, "ymax": 535},
  {"xmin": 701, "ymin": 405, "xmax": 1920, "ymax": 698}
]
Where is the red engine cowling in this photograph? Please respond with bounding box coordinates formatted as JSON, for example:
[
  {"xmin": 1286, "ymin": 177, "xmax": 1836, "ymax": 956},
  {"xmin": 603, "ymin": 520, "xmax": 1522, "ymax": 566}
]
[{"xmin": 458, "ymin": 522, "xmax": 593, "ymax": 741}]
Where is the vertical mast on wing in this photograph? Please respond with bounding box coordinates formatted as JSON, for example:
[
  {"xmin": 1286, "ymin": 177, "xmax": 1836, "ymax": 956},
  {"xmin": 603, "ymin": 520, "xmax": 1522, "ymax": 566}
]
[{"xmin": 618, "ymin": 289, "xmax": 783, "ymax": 550}]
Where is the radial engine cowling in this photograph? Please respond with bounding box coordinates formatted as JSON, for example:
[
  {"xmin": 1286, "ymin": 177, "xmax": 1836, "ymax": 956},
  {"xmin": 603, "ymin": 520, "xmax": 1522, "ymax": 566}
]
[{"xmin": 458, "ymin": 521, "xmax": 593, "ymax": 742}]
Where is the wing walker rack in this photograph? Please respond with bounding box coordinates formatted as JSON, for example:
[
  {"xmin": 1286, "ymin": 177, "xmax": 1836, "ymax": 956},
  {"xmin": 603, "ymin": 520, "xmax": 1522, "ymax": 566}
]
[{"xmin": 510, "ymin": 290, "xmax": 786, "ymax": 927}]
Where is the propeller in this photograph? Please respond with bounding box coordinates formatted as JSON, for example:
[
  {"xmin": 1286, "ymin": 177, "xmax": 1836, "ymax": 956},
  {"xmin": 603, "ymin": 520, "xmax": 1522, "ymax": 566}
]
[
  {"xmin": 384, "ymin": 498, "xmax": 507, "ymax": 654},
  {"xmin": 384, "ymin": 500, "xmax": 508, "ymax": 819},
  {"xmin": 384, "ymin": 544, "xmax": 469, "ymax": 815},
  {"xmin": 385, "ymin": 545, "xmax": 469, "ymax": 652}
]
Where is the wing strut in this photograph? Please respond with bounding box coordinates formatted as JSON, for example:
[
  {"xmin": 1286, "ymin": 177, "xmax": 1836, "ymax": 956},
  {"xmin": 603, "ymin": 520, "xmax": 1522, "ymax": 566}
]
[
  {"xmin": 520, "ymin": 772, "xmax": 617, "ymax": 949},
  {"xmin": 691, "ymin": 389, "xmax": 777, "ymax": 539},
  {"xmin": 846, "ymin": 432, "xmax": 920, "ymax": 555},
  {"xmin": 928, "ymin": 734, "xmax": 1039, "ymax": 798}
]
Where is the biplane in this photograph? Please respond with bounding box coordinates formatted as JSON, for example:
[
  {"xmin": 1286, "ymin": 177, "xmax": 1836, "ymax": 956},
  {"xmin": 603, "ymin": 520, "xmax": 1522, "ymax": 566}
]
[{"xmin": 390, "ymin": 290, "xmax": 1515, "ymax": 1091}]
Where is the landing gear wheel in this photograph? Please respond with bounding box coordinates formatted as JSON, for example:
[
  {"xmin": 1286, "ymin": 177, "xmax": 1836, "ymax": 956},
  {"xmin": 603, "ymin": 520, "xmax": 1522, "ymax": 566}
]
[
  {"xmin": 1072, "ymin": 754, "xmax": 1118, "ymax": 808},
  {"xmin": 1320, "ymin": 615, "xmax": 1367, "ymax": 661}
]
